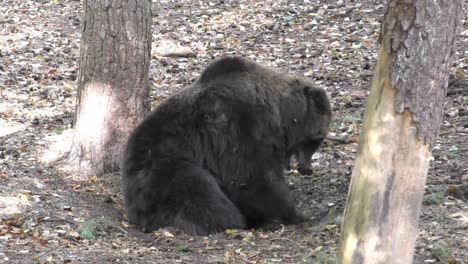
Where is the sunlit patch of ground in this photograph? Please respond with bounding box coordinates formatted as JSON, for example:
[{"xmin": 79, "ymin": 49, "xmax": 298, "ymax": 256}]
[{"xmin": 0, "ymin": 195, "xmax": 30, "ymax": 215}]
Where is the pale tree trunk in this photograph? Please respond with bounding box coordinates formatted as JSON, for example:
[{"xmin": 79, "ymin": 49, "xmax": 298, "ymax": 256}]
[
  {"xmin": 69, "ymin": 0, "xmax": 152, "ymax": 177},
  {"xmin": 337, "ymin": 1, "xmax": 463, "ymax": 263}
]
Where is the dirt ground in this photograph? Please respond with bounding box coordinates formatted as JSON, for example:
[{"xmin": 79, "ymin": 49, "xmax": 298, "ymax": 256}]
[{"xmin": 0, "ymin": 0, "xmax": 466, "ymax": 263}]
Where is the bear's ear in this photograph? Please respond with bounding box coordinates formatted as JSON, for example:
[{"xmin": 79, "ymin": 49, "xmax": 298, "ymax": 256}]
[
  {"xmin": 303, "ymin": 86, "xmax": 332, "ymax": 114},
  {"xmin": 199, "ymin": 56, "xmax": 251, "ymax": 83}
]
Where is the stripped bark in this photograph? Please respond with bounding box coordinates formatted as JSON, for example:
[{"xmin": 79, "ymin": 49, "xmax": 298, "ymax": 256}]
[
  {"xmin": 69, "ymin": 0, "xmax": 152, "ymax": 177},
  {"xmin": 337, "ymin": 1, "xmax": 463, "ymax": 263}
]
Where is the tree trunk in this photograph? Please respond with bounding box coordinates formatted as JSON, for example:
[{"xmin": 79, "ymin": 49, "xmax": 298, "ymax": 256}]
[
  {"xmin": 337, "ymin": 1, "xmax": 463, "ymax": 263},
  {"xmin": 69, "ymin": 0, "xmax": 152, "ymax": 177}
]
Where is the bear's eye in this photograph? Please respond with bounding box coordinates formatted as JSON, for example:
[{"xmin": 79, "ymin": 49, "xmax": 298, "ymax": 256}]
[
  {"xmin": 202, "ymin": 112, "xmax": 227, "ymax": 124},
  {"xmin": 203, "ymin": 113, "xmax": 217, "ymax": 121}
]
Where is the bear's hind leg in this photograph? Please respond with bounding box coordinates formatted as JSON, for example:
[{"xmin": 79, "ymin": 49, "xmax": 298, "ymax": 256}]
[{"xmin": 168, "ymin": 161, "xmax": 246, "ymax": 235}]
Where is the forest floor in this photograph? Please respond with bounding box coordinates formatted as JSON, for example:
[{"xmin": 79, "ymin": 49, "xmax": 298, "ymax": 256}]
[{"xmin": 0, "ymin": 0, "xmax": 467, "ymax": 263}]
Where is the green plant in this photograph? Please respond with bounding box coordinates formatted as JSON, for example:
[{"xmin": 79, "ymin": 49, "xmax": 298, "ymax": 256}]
[
  {"xmin": 77, "ymin": 219, "xmax": 97, "ymax": 239},
  {"xmin": 423, "ymin": 193, "xmax": 446, "ymax": 205},
  {"xmin": 175, "ymin": 244, "xmax": 190, "ymax": 252},
  {"xmin": 432, "ymin": 241, "xmax": 454, "ymax": 264}
]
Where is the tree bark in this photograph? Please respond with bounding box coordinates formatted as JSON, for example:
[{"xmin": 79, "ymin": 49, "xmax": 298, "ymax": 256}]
[
  {"xmin": 69, "ymin": 0, "xmax": 152, "ymax": 177},
  {"xmin": 337, "ymin": 1, "xmax": 463, "ymax": 263}
]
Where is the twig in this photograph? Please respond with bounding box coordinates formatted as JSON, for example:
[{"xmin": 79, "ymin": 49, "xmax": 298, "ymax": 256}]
[
  {"xmin": 279, "ymin": 224, "xmax": 285, "ymax": 235},
  {"xmin": 325, "ymin": 135, "xmax": 351, "ymax": 144},
  {"xmin": 269, "ymin": 237, "xmax": 305, "ymax": 248},
  {"xmin": 240, "ymin": 255, "xmax": 255, "ymax": 264},
  {"xmin": 109, "ymin": 223, "xmax": 128, "ymax": 235},
  {"xmin": 37, "ymin": 216, "xmax": 75, "ymax": 225}
]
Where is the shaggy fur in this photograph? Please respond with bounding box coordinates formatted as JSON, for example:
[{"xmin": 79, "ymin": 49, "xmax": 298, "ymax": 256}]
[{"xmin": 122, "ymin": 56, "xmax": 331, "ymax": 235}]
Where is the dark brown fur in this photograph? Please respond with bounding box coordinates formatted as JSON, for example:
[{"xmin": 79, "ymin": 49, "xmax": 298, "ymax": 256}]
[{"xmin": 122, "ymin": 56, "xmax": 331, "ymax": 235}]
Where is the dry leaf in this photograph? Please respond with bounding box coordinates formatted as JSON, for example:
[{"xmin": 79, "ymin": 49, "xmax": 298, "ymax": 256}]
[
  {"xmin": 362, "ymin": 39, "xmax": 373, "ymax": 47},
  {"xmin": 163, "ymin": 230, "xmax": 174, "ymax": 238},
  {"xmin": 67, "ymin": 230, "xmax": 80, "ymax": 238}
]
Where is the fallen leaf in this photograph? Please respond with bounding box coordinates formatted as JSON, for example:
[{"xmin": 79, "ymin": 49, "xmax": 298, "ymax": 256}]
[
  {"xmin": 67, "ymin": 230, "xmax": 80, "ymax": 239},
  {"xmin": 163, "ymin": 230, "xmax": 174, "ymax": 238},
  {"xmin": 225, "ymin": 229, "xmax": 237, "ymax": 235},
  {"xmin": 362, "ymin": 39, "xmax": 373, "ymax": 47}
]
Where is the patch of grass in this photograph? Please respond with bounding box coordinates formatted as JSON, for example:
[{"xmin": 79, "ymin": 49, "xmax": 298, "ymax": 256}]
[
  {"xmin": 423, "ymin": 193, "xmax": 446, "ymax": 205},
  {"xmin": 432, "ymin": 241, "xmax": 456, "ymax": 264},
  {"xmin": 77, "ymin": 219, "xmax": 97, "ymax": 240},
  {"xmin": 447, "ymin": 147, "xmax": 459, "ymax": 160},
  {"xmin": 175, "ymin": 244, "xmax": 190, "ymax": 252},
  {"xmin": 342, "ymin": 115, "xmax": 362, "ymax": 125}
]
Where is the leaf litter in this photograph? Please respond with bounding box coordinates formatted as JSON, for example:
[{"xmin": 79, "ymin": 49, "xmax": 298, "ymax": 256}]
[{"xmin": 0, "ymin": 0, "xmax": 466, "ymax": 263}]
